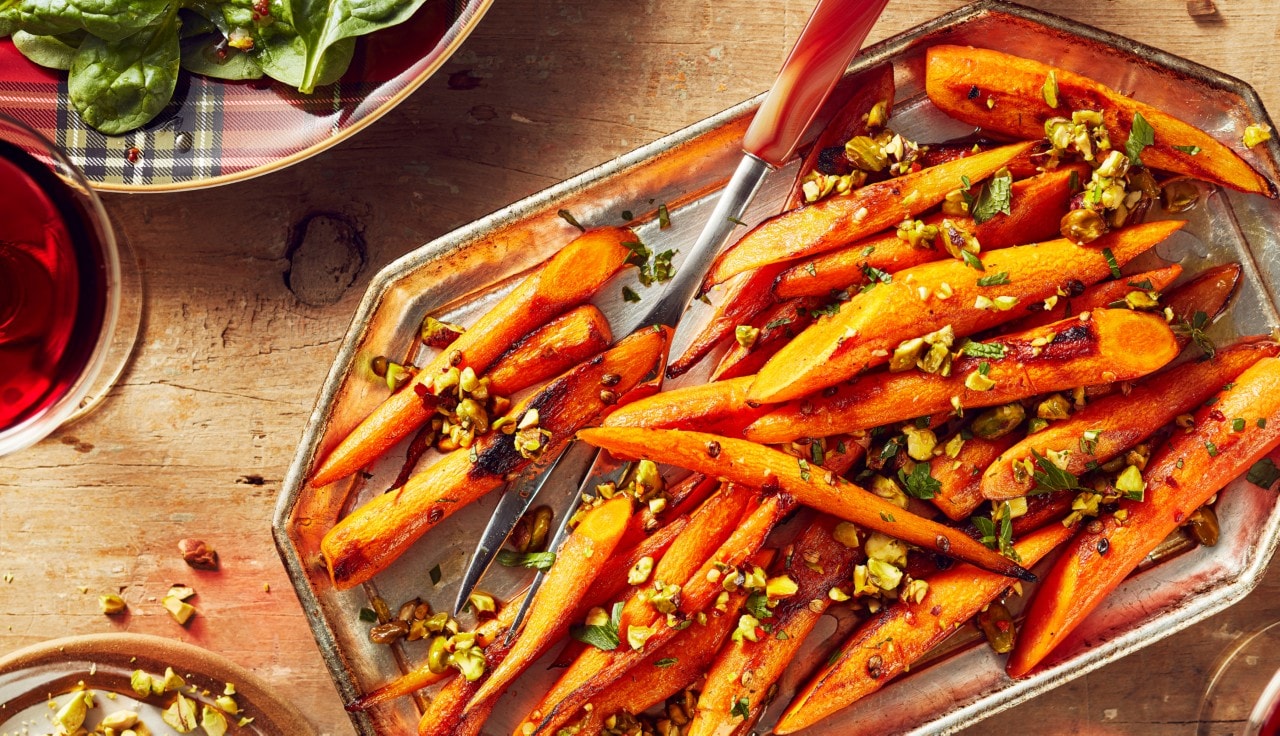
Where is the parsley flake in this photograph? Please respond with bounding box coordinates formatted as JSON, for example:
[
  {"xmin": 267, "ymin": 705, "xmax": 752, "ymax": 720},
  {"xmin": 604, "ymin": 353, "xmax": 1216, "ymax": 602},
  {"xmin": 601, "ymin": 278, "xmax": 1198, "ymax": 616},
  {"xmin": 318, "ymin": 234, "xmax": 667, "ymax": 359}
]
[
  {"xmin": 1126, "ymin": 112, "xmax": 1155, "ymax": 166},
  {"xmin": 571, "ymin": 601, "xmax": 622, "ymax": 651},
  {"xmin": 731, "ymin": 696, "xmax": 751, "ymax": 720},
  {"xmin": 861, "ymin": 264, "xmax": 892, "ymax": 284},
  {"xmin": 977, "ymin": 272, "xmax": 1010, "ymax": 287},
  {"xmin": 622, "ymin": 286, "xmax": 641, "ymax": 303},
  {"xmin": 1029, "ymin": 449, "xmax": 1087, "ymax": 494},
  {"xmin": 497, "ymin": 550, "xmax": 557, "ymax": 571},
  {"xmin": 1248, "ymin": 458, "xmax": 1280, "ymax": 489}
]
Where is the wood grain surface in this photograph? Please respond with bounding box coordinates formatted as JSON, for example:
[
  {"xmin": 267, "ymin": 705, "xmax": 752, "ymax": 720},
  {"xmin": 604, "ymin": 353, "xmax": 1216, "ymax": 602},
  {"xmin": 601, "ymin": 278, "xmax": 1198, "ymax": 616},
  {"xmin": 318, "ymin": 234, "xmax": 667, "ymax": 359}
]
[{"xmin": 3, "ymin": 1, "xmax": 1280, "ymax": 734}]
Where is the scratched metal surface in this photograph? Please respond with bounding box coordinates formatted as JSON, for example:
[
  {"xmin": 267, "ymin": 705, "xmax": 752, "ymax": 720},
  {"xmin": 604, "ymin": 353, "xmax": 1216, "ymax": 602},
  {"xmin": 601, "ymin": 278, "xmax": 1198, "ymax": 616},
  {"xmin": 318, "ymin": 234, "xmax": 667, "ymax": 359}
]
[{"xmin": 274, "ymin": 3, "xmax": 1280, "ymax": 734}]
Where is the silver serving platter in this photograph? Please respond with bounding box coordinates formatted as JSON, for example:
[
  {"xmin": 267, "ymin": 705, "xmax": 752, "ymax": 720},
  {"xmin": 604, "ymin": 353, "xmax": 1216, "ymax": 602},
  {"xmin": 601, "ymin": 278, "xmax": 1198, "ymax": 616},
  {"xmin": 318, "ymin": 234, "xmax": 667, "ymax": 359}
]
[{"xmin": 274, "ymin": 2, "xmax": 1280, "ymax": 733}]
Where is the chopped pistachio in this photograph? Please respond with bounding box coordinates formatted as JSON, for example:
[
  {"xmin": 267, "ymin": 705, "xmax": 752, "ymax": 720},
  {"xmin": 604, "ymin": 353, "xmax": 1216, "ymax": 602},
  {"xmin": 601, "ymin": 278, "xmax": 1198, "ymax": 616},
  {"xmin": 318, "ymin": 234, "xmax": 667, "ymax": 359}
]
[
  {"xmin": 101, "ymin": 710, "xmax": 140, "ymax": 729},
  {"xmin": 214, "ymin": 695, "xmax": 240, "ymax": 715},
  {"xmin": 201, "ymin": 705, "xmax": 229, "ymax": 736},
  {"xmin": 1125, "ymin": 290, "xmax": 1161, "ymax": 311},
  {"xmin": 1244, "ymin": 123, "xmax": 1273, "ymax": 148},
  {"xmin": 865, "ymin": 100, "xmax": 889, "ymax": 128},
  {"xmin": 99, "ymin": 593, "xmax": 127, "ymax": 615},
  {"xmin": 889, "ymin": 337, "xmax": 926, "ymax": 373},
  {"xmin": 833, "ymin": 522, "xmax": 860, "ymax": 548},
  {"xmin": 1116, "ymin": 465, "xmax": 1146, "ymax": 498},
  {"xmin": 742, "ymin": 565, "xmax": 768, "ymax": 592},
  {"xmin": 1005, "ymin": 497, "xmax": 1028, "ymax": 519},
  {"xmin": 734, "ymin": 324, "xmax": 760, "ymax": 349},
  {"xmin": 130, "ymin": 670, "xmax": 153, "ymax": 698},
  {"xmin": 896, "ymin": 218, "xmax": 938, "ymax": 249},
  {"xmin": 845, "ymin": 135, "xmax": 889, "ymax": 172},
  {"xmin": 902, "ymin": 578, "xmax": 930, "ymax": 604},
  {"xmin": 449, "ymin": 646, "xmax": 486, "ymax": 681},
  {"xmin": 1060, "ymin": 208, "xmax": 1107, "ymax": 244},
  {"xmin": 467, "ymin": 591, "xmax": 496, "ymax": 616},
  {"xmin": 1037, "ymin": 394, "xmax": 1072, "ymax": 420},
  {"xmin": 1042, "ymin": 70, "xmax": 1059, "ymax": 108},
  {"xmin": 971, "ymin": 403, "xmax": 1026, "ymax": 440},
  {"xmin": 869, "ymin": 474, "xmax": 909, "ymax": 510},
  {"xmin": 765, "ymin": 575, "xmax": 799, "ymax": 598},
  {"xmin": 965, "ymin": 370, "xmax": 996, "ymax": 392},
  {"xmin": 628, "ymin": 556, "xmax": 655, "ymax": 586},
  {"xmin": 163, "ymin": 693, "xmax": 199, "ymax": 733},
  {"xmin": 162, "ymin": 595, "xmax": 195, "ymax": 625},
  {"xmin": 54, "ymin": 691, "xmax": 89, "ymax": 734},
  {"xmin": 167, "ymin": 585, "xmax": 196, "ymax": 601},
  {"xmin": 731, "ymin": 614, "xmax": 761, "ymax": 643},
  {"xmin": 866, "ymin": 559, "xmax": 903, "ymax": 591},
  {"xmin": 864, "ymin": 532, "xmax": 908, "ymax": 567},
  {"xmin": 627, "ymin": 624, "xmax": 658, "ymax": 650},
  {"xmin": 903, "ymin": 425, "xmax": 938, "ymax": 461}
]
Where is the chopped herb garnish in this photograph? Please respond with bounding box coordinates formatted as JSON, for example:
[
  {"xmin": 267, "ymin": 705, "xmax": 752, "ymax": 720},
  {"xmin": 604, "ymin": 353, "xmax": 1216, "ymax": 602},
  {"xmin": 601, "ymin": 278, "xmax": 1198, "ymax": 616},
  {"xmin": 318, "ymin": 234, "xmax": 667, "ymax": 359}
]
[
  {"xmin": 1102, "ymin": 248, "xmax": 1122, "ymax": 279},
  {"xmin": 358, "ymin": 607, "xmax": 378, "ymax": 623},
  {"xmin": 810, "ymin": 301, "xmax": 842, "ymax": 318},
  {"xmin": 764, "ymin": 317, "xmax": 793, "ymax": 331},
  {"xmin": 727, "ymin": 216, "xmax": 747, "ymax": 227},
  {"xmin": 1174, "ymin": 310, "xmax": 1217, "ymax": 358},
  {"xmin": 861, "ymin": 264, "xmax": 892, "ymax": 284},
  {"xmin": 827, "ymin": 648, "xmax": 846, "ymax": 667},
  {"xmin": 1205, "ymin": 441, "xmax": 1219, "ymax": 457},
  {"xmin": 558, "ymin": 209, "xmax": 586, "ymax": 232},
  {"xmin": 622, "ymin": 286, "xmax": 641, "ymax": 303},
  {"xmin": 571, "ymin": 601, "xmax": 622, "ymax": 651},
  {"xmin": 655, "ymin": 657, "xmax": 678, "ymax": 668},
  {"xmin": 805, "ymin": 262, "xmax": 818, "ymax": 277},
  {"xmin": 973, "ymin": 504, "xmax": 1018, "ymax": 560},
  {"xmin": 1080, "ymin": 428, "xmax": 1101, "ymax": 455},
  {"xmin": 731, "ymin": 696, "xmax": 751, "ymax": 720},
  {"xmin": 1177, "ymin": 458, "xmax": 1185, "ymax": 469},
  {"xmin": 1173, "ymin": 144, "xmax": 1201, "ymax": 156},
  {"xmin": 914, "ymin": 416, "xmax": 931, "ymax": 429},
  {"xmin": 745, "ymin": 592, "xmax": 774, "ymax": 620},
  {"xmin": 1248, "ymin": 458, "xmax": 1280, "ymax": 489},
  {"xmin": 972, "ymin": 169, "xmax": 1013, "ymax": 223},
  {"xmin": 1125, "ymin": 112, "xmax": 1156, "ymax": 166},
  {"xmin": 880, "ymin": 438, "xmax": 901, "ymax": 461},
  {"xmin": 429, "ymin": 564, "xmax": 443, "ymax": 585},
  {"xmin": 1068, "ymin": 169, "xmax": 1080, "ymax": 193},
  {"xmin": 1233, "ymin": 418, "xmax": 1247, "ymax": 432},
  {"xmin": 798, "ymin": 458, "xmax": 812, "ymax": 482},
  {"xmin": 811, "ymin": 443, "xmax": 826, "ymax": 466},
  {"xmin": 898, "ymin": 462, "xmax": 941, "ymax": 500},
  {"xmin": 497, "ymin": 550, "xmax": 557, "ymax": 570},
  {"xmin": 959, "ymin": 340, "xmax": 1006, "ymax": 360},
  {"xmin": 1205, "ymin": 396, "xmax": 1220, "ymax": 407},
  {"xmin": 1029, "ymin": 449, "xmax": 1087, "ymax": 494},
  {"xmin": 961, "ymin": 249, "xmax": 985, "ymax": 271},
  {"xmin": 777, "ymin": 630, "xmax": 791, "ymax": 640},
  {"xmin": 978, "ymin": 360, "xmax": 991, "ymax": 376},
  {"xmin": 977, "ymin": 272, "xmax": 1010, "ymax": 287},
  {"xmin": 861, "ymin": 245, "xmax": 876, "ymax": 257},
  {"xmin": 1127, "ymin": 278, "xmax": 1155, "ymax": 290},
  {"xmin": 658, "ymin": 203, "xmax": 671, "ymax": 229},
  {"xmin": 880, "ymin": 511, "xmax": 896, "ymax": 523}
]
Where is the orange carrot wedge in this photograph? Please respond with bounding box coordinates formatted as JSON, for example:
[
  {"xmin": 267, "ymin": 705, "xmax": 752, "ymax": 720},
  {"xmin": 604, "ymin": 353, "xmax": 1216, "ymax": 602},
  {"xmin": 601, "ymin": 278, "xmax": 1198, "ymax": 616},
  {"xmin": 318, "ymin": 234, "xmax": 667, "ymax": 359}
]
[
  {"xmin": 485, "ymin": 304, "xmax": 613, "ymax": 396},
  {"xmin": 704, "ymin": 141, "xmax": 1038, "ymax": 288},
  {"xmin": 746, "ymin": 308, "xmax": 1179, "ymax": 444},
  {"xmin": 712, "ymin": 297, "xmax": 819, "ymax": 381},
  {"xmin": 321, "ymin": 326, "xmax": 668, "ymax": 589},
  {"xmin": 983, "ymin": 337, "xmax": 1280, "ymax": 501},
  {"xmin": 1003, "ymin": 264, "xmax": 1181, "ymax": 332},
  {"xmin": 925, "ymin": 45, "xmax": 1276, "ymax": 197},
  {"xmin": 1008, "ymin": 356, "xmax": 1280, "ymax": 678},
  {"xmin": 930, "ymin": 434, "xmax": 1018, "ymax": 521},
  {"xmin": 578, "ymin": 427, "xmax": 1035, "ymax": 582},
  {"xmin": 775, "ymin": 521, "xmax": 1076, "ymax": 734},
  {"xmin": 689, "ymin": 518, "xmax": 862, "ymax": 736},
  {"xmin": 620, "ymin": 473, "xmax": 716, "ymax": 549},
  {"xmin": 748, "ymin": 219, "xmax": 1184, "ymax": 403},
  {"xmin": 1164, "ymin": 262, "xmax": 1244, "ymax": 334},
  {"xmin": 602, "ymin": 375, "xmax": 766, "ymax": 435},
  {"xmin": 570, "ymin": 550, "xmax": 778, "ymax": 734},
  {"xmin": 312, "ymin": 227, "xmax": 636, "ymax": 487},
  {"xmin": 774, "ymin": 165, "xmax": 1084, "ymax": 299}
]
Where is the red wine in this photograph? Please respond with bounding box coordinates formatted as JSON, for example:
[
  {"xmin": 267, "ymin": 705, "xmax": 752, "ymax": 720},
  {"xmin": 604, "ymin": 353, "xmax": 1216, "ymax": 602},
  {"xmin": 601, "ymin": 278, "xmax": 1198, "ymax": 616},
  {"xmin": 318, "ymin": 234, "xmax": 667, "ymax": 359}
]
[{"xmin": 0, "ymin": 140, "xmax": 108, "ymax": 431}]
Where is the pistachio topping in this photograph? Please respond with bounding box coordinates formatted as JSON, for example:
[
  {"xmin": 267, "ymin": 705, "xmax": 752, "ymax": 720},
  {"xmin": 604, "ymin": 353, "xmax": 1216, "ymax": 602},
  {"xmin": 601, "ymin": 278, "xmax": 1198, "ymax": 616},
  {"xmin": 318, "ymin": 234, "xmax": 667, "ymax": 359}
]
[{"xmin": 1244, "ymin": 123, "xmax": 1273, "ymax": 148}]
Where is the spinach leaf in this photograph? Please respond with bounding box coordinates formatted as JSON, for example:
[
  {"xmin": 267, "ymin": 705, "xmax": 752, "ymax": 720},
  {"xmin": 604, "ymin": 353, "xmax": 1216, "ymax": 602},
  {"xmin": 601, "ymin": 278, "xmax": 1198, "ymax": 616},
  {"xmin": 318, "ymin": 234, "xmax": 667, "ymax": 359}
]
[
  {"xmin": 290, "ymin": 0, "xmax": 430, "ymax": 93},
  {"xmin": 68, "ymin": 4, "xmax": 180, "ymax": 134},
  {"xmin": 180, "ymin": 35, "xmax": 265, "ymax": 81},
  {"xmin": 2, "ymin": 0, "xmax": 170, "ymax": 42},
  {"xmin": 12, "ymin": 29, "xmax": 85, "ymax": 70},
  {"xmin": 221, "ymin": 0, "xmax": 353, "ymax": 89}
]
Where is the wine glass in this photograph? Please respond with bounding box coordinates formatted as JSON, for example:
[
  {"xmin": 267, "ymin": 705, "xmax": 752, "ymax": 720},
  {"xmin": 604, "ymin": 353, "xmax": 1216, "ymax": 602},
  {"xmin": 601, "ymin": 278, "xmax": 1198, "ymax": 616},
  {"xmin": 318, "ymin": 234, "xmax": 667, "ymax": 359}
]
[
  {"xmin": 1197, "ymin": 620, "xmax": 1280, "ymax": 735},
  {"xmin": 0, "ymin": 113, "xmax": 141, "ymax": 456}
]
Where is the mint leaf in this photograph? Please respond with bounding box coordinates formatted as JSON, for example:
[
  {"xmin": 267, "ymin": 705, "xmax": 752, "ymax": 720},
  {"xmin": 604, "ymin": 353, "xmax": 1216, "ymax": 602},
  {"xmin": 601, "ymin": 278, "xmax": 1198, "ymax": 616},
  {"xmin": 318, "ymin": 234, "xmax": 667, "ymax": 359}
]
[
  {"xmin": 977, "ymin": 272, "xmax": 1010, "ymax": 287},
  {"xmin": 959, "ymin": 340, "xmax": 1006, "ymax": 359},
  {"xmin": 571, "ymin": 601, "xmax": 622, "ymax": 651},
  {"xmin": 1248, "ymin": 458, "xmax": 1280, "ymax": 489},
  {"xmin": 898, "ymin": 462, "xmax": 941, "ymax": 500},
  {"xmin": 1029, "ymin": 449, "xmax": 1086, "ymax": 494},
  {"xmin": 1126, "ymin": 112, "xmax": 1155, "ymax": 166},
  {"xmin": 972, "ymin": 169, "xmax": 1013, "ymax": 223},
  {"xmin": 497, "ymin": 550, "xmax": 557, "ymax": 571}
]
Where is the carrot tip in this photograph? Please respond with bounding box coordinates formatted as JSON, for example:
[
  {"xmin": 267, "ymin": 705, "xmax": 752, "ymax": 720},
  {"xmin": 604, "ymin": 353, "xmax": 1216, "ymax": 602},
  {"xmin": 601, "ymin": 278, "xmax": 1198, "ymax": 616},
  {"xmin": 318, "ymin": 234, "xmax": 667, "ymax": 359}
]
[{"xmin": 1014, "ymin": 567, "xmax": 1038, "ymax": 583}]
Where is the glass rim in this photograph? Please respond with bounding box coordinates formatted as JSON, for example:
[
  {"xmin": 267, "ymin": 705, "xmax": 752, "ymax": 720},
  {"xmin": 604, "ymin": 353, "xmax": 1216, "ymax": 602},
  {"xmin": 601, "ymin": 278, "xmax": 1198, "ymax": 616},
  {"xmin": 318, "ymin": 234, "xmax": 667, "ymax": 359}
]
[{"xmin": 0, "ymin": 112, "xmax": 123, "ymax": 456}]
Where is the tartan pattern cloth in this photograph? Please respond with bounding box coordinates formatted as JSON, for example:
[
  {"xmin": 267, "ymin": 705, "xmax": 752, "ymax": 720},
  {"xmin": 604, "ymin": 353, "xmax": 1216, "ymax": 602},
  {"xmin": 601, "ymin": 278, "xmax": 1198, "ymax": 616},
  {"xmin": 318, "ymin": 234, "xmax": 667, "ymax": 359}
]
[{"xmin": 0, "ymin": 0, "xmax": 479, "ymax": 192}]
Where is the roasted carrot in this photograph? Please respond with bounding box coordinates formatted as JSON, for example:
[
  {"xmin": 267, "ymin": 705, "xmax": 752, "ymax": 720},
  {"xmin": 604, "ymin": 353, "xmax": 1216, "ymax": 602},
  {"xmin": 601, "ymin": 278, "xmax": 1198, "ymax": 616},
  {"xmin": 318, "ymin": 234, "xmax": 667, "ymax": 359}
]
[
  {"xmin": 748, "ymin": 219, "xmax": 1184, "ymax": 403},
  {"xmin": 620, "ymin": 473, "xmax": 716, "ymax": 549},
  {"xmin": 775, "ymin": 521, "xmax": 1077, "ymax": 734},
  {"xmin": 746, "ymin": 308, "xmax": 1179, "ymax": 444},
  {"xmin": 578, "ymin": 427, "xmax": 1035, "ymax": 581},
  {"xmin": 712, "ymin": 297, "xmax": 819, "ymax": 381},
  {"xmin": 773, "ymin": 165, "xmax": 1085, "ymax": 299},
  {"xmin": 321, "ymin": 326, "xmax": 669, "ymax": 589},
  {"xmin": 983, "ymin": 337, "xmax": 1280, "ymax": 501},
  {"xmin": 602, "ymin": 375, "xmax": 766, "ymax": 435},
  {"xmin": 925, "ymin": 45, "xmax": 1276, "ymax": 197},
  {"xmin": 929, "ymin": 433, "xmax": 1018, "ymax": 521},
  {"xmin": 690, "ymin": 518, "xmax": 862, "ymax": 736},
  {"xmin": 704, "ymin": 142, "xmax": 1038, "ymax": 288},
  {"xmin": 312, "ymin": 227, "xmax": 636, "ymax": 487},
  {"xmin": 1003, "ymin": 264, "xmax": 1182, "ymax": 332},
  {"xmin": 484, "ymin": 305, "xmax": 613, "ymax": 396},
  {"xmin": 1163, "ymin": 262, "xmax": 1244, "ymax": 335},
  {"xmin": 570, "ymin": 550, "xmax": 777, "ymax": 734},
  {"xmin": 1007, "ymin": 356, "xmax": 1280, "ymax": 678}
]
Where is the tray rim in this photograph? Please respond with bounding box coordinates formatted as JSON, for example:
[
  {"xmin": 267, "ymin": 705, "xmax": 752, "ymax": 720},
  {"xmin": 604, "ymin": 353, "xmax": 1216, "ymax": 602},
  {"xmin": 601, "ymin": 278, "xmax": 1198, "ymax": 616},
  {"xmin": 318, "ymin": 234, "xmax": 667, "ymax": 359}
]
[{"xmin": 273, "ymin": 2, "xmax": 1280, "ymax": 733}]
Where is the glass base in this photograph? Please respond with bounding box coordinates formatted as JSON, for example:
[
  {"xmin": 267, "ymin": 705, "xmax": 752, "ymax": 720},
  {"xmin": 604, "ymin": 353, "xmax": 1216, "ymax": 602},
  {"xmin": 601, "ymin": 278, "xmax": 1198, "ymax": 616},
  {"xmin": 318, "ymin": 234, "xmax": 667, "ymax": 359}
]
[{"xmin": 1197, "ymin": 621, "xmax": 1280, "ymax": 735}]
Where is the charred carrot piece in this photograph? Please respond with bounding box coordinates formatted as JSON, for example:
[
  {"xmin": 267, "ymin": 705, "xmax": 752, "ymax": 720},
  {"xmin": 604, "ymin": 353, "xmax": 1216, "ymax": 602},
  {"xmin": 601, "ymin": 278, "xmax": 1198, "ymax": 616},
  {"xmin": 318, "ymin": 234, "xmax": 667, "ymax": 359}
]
[
  {"xmin": 485, "ymin": 305, "xmax": 613, "ymax": 396},
  {"xmin": 312, "ymin": 228, "xmax": 636, "ymax": 487},
  {"xmin": 925, "ymin": 45, "xmax": 1276, "ymax": 197},
  {"xmin": 690, "ymin": 518, "xmax": 862, "ymax": 736},
  {"xmin": 983, "ymin": 337, "xmax": 1280, "ymax": 501},
  {"xmin": 1163, "ymin": 263, "xmax": 1244, "ymax": 337},
  {"xmin": 746, "ymin": 308, "xmax": 1179, "ymax": 444},
  {"xmin": 774, "ymin": 165, "xmax": 1084, "ymax": 299},
  {"xmin": 321, "ymin": 326, "xmax": 669, "ymax": 589},
  {"xmin": 929, "ymin": 433, "xmax": 1018, "ymax": 521},
  {"xmin": 570, "ymin": 550, "xmax": 777, "ymax": 734},
  {"xmin": 750, "ymin": 220, "xmax": 1184, "ymax": 404},
  {"xmin": 1003, "ymin": 264, "xmax": 1182, "ymax": 332},
  {"xmin": 578, "ymin": 427, "xmax": 1035, "ymax": 582},
  {"xmin": 712, "ymin": 297, "xmax": 819, "ymax": 381},
  {"xmin": 602, "ymin": 375, "xmax": 766, "ymax": 435},
  {"xmin": 775, "ymin": 521, "xmax": 1076, "ymax": 734},
  {"xmin": 1008, "ymin": 356, "xmax": 1280, "ymax": 678},
  {"xmin": 704, "ymin": 142, "xmax": 1038, "ymax": 289}
]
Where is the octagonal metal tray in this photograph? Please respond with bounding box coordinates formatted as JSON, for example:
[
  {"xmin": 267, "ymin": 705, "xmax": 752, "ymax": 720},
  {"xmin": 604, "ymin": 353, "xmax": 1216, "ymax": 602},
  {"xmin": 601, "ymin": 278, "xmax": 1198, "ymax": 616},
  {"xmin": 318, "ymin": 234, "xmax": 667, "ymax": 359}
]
[{"xmin": 274, "ymin": 2, "xmax": 1280, "ymax": 733}]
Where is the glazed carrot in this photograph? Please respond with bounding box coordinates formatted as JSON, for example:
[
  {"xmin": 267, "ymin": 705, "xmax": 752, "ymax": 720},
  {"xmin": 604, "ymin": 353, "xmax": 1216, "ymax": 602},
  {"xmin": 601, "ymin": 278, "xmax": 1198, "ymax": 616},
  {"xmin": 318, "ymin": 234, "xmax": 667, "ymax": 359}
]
[
  {"xmin": 1003, "ymin": 264, "xmax": 1182, "ymax": 332},
  {"xmin": 748, "ymin": 219, "xmax": 1184, "ymax": 404},
  {"xmin": 578, "ymin": 427, "xmax": 1035, "ymax": 582},
  {"xmin": 925, "ymin": 45, "xmax": 1276, "ymax": 197},
  {"xmin": 704, "ymin": 142, "xmax": 1038, "ymax": 288},
  {"xmin": 602, "ymin": 375, "xmax": 766, "ymax": 435},
  {"xmin": 1163, "ymin": 262, "xmax": 1244, "ymax": 332},
  {"xmin": 689, "ymin": 518, "xmax": 862, "ymax": 736},
  {"xmin": 484, "ymin": 305, "xmax": 613, "ymax": 396},
  {"xmin": 746, "ymin": 308, "xmax": 1179, "ymax": 444},
  {"xmin": 620, "ymin": 473, "xmax": 716, "ymax": 549},
  {"xmin": 775, "ymin": 521, "xmax": 1076, "ymax": 734},
  {"xmin": 321, "ymin": 326, "xmax": 669, "ymax": 589},
  {"xmin": 1008, "ymin": 357, "xmax": 1280, "ymax": 678},
  {"xmin": 773, "ymin": 165, "xmax": 1084, "ymax": 299},
  {"xmin": 983, "ymin": 337, "xmax": 1280, "ymax": 501},
  {"xmin": 712, "ymin": 297, "xmax": 819, "ymax": 381},
  {"xmin": 668, "ymin": 65, "xmax": 896, "ymax": 378},
  {"xmin": 311, "ymin": 227, "xmax": 636, "ymax": 487},
  {"xmin": 570, "ymin": 550, "xmax": 777, "ymax": 734},
  {"xmin": 930, "ymin": 434, "xmax": 1018, "ymax": 521}
]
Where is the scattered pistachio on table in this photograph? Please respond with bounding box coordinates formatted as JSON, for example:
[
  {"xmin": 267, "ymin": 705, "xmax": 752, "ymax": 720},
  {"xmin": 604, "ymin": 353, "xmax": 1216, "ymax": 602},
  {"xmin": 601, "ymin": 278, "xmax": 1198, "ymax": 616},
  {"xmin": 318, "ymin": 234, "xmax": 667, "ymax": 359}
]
[{"xmin": 178, "ymin": 539, "xmax": 219, "ymax": 571}]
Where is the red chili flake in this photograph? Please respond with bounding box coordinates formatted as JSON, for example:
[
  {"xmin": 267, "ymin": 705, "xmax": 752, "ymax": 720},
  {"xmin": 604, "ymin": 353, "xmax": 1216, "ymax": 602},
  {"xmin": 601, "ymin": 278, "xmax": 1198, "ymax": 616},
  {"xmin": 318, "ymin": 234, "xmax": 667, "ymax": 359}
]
[
  {"xmin": 1209, "ymin": 409, "xmax": 1226, "ymax": 422},
  {"xmin": 125, "ymin": 147, "xmax": 142, "ymax": 164},
  {"xmin": 253, "ymin": 0, "xmax": 270, "ymax": 18}
]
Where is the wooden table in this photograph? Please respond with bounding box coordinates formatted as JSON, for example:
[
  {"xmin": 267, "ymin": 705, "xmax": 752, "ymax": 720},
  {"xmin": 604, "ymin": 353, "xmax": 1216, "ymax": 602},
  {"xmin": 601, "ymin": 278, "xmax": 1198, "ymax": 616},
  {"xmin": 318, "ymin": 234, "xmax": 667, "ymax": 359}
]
[{"xmin": 3, "ymin": 1, "xmax": 1279, "ymax": 733}]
